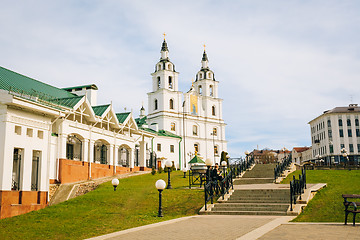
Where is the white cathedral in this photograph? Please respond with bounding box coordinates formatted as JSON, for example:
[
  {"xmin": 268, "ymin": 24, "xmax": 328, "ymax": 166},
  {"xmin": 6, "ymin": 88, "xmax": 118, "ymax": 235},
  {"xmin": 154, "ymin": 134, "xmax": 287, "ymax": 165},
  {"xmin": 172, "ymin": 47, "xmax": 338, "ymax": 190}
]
[{"xmin": 137, "ymin": 38, "xmax": 227, "ymax": 169}]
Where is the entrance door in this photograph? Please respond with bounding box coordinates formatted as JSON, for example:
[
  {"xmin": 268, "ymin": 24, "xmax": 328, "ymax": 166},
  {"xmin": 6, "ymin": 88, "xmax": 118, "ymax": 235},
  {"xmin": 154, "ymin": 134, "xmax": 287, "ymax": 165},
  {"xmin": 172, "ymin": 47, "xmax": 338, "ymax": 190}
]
[{"xmin": 31, "ymin": 151, "xmax": 40, "ymax": 191}]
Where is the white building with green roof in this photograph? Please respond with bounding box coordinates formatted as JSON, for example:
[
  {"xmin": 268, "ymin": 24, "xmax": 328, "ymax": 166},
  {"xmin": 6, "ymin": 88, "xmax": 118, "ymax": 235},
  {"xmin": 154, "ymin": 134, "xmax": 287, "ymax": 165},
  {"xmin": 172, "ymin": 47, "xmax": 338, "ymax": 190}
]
[{"xmin": 0, "ymin": 66, "xmax": 156, "ymax": 219}]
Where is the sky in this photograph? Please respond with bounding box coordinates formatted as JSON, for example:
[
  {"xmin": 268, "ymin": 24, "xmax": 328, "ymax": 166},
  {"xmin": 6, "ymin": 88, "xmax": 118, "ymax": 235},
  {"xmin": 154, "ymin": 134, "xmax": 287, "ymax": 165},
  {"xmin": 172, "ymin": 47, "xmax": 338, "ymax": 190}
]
[{"xmin": 1, "ymin": 1, "xmax": 360, "ymax": 157}]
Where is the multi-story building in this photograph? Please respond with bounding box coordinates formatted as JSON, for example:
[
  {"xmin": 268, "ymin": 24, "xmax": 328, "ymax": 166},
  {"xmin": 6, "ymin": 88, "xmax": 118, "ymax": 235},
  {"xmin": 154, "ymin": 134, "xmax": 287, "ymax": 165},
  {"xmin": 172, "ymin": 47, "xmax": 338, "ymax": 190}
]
[
  {"xmin": 292, "ymin": 147, "xmax": 311, "ymax": 165},
  {"xmin": 309, "ymin": 104, "xmax": 360, "ymax": 164}
]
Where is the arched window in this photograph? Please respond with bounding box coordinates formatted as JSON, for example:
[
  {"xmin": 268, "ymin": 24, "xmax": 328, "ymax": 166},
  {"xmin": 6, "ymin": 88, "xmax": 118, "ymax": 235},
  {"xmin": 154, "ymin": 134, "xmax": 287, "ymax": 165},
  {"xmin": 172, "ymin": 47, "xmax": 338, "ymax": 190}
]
[
  {"xmin": 167, "ymin": 64, "xmax": 171, "ymax": 70},
  {"xmin": 209, "ymin": 85, "xmax": 213, "ymax": 97},
  {"xmin": 157, "ymin": 77, "xmax": 161, "ymax": 89},
  {"xmin": 212, "ymin": 106, "xmax": 216, "ymax": 116},
  {"xmin": 154, "ymin": 99, "xmax": 158, "ymax": 110},
  {"xmin": 347, "ymin": 119, "xmax": 351, "ymax": 126},
  {"xmin": 194, "ymin": 143, "xmax": 199, "ymax": 153},
  {"xmin": 208, "ymin": 73, "xmax": 211, "ymax": 79},
  {"xmin": 199, "ymin": 73, "xmax": 203, "ymax": 79},
  {"xmin": 198, "ymin": 85, "xmax": 202, "ymax": 95},
  {"xmin": 214, "ymin": 146, "xmax": 218, "ymax": 155},
  {"xmin": 193, "ymin": 125, "xmax": 198, "ymax": 136},
  {"xmin": 169, "ymin": 99, "xmax": 174, "ymax": 109},
  {"xmin": 327, "ymin": 119, "xmax": 331, "ymax": 127},
  {"xmin": 212, "ymin": 127, "xmax": 217, "ymax": 136},
  {"xmin": 171, "ymin": 122, "xmax": 176, "ymax": 131},
  {"xmin": 339, "ymin": 119, "xmax": 343, "ymax": 127},
  {"xmin": 158, "ymin": 64, "xmax": 161, "ymax": 71},
  {"xmin": 356, "ymin": 119, "xmax": 359, "ymax": 127},
  {"xmin": 168, "ymin": 76, "xmax": 173, "ymax": 89}
]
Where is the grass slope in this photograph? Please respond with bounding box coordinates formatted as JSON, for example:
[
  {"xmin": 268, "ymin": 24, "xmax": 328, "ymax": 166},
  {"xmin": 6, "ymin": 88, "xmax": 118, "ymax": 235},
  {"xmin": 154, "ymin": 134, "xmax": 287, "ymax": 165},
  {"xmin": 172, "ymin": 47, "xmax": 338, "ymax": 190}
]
[
  {"xmin": 0, "ymin": 171, "xmax": 203, "ymax": 240},
  {"xmin": 282, "ymin": 169, "xmax": 360, "ymax": 222}
]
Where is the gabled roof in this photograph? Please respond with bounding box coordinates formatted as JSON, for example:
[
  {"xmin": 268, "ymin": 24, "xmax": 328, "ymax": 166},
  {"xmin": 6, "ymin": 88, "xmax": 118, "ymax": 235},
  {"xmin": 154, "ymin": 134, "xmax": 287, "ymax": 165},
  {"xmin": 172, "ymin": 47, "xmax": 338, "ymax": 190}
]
[
  {"xmin": 293, "ymin": 147, "xmax": 310, "ymax": 153},
  {"xmin": 135, "ymin": 116, "xmax": 147, "ymax": 127},
  {"xmin": 116, "ymin": 112, "xmax": 131, "ymax": 123},
  {"xmin": 189, "ymin": 154, "xmax": 205, "ymax": 164},
  {"xmin": 92, "ymin": 104, "xmax": 110, "ymax": 116},
  {"xmin": 0, "ymin": 66, "xmax": 76, "ymax": 100},
  {"xmin": 56, "ymin": 96, "xmax": 84, "ymax": 108}
]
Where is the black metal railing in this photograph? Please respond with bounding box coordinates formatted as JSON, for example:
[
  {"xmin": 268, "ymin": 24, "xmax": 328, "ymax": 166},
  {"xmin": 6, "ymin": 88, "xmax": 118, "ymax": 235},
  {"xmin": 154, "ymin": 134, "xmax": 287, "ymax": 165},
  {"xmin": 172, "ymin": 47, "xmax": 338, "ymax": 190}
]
[
  {"xmin": 274, "ymin": 154, "xmax": 292, "ymax": 180},
  {"xmin": 290, "ymin": 167, "xmax": 306, "ymax": 211},
  {"xmin": 229, "ymin": 156, "xmax": 254, "ymax": 178}
]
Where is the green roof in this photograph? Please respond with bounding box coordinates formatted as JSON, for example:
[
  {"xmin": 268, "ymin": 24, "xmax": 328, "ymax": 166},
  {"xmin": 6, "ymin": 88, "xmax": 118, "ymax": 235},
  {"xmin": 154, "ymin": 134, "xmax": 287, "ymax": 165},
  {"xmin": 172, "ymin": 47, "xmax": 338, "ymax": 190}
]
[
  {"xmin": 92, "ymin": 104, "xmax": 110, "ymax": 116},
  {"xmin": 116, "ymin": 112, "xmax": 131, "ymax": 123},
  {"xmin": 141, "ymin": 128, "xmax": 181, "ymax": 139},
  {"xmin": 56, "ymin": 96, "xmax": 83, "ymax": 108},
  {"xmin": 189, "ymin": 155, "xmax": 205, "ymax": 164},
  {"xmin": 135, "ymin": 116, "xmax": 147, "ymax": 127},
  {"xmin": 0, "ymin": 66, "xmax": 76, "ymax": 100}
]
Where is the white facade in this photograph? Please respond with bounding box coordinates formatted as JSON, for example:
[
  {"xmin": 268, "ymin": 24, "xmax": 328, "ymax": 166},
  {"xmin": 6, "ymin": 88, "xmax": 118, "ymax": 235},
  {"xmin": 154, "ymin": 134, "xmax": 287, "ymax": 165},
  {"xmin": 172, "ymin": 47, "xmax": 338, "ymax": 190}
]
[
  {"xmin": 309, "ymin": 104, "xmax": 360, "ymax": 164},
  {"xmin": 146, "ymin": 40, "xmax": 227, "ymax": 169}
]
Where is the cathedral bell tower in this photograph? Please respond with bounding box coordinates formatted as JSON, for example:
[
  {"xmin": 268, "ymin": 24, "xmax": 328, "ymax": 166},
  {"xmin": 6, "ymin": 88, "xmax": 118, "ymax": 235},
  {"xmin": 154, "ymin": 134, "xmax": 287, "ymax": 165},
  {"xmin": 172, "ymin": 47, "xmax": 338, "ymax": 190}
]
[{"xmin": 147, "ymin": 35, "xmax": 182, "ymax": 133}]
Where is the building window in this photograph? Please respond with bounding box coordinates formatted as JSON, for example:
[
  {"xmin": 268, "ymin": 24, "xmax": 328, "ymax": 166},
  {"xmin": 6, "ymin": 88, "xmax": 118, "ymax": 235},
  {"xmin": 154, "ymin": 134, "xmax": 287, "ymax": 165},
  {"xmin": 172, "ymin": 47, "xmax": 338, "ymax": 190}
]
[
  {"xmin": 157, "ymin": 77, "xmax": 161, "ymax": 89},
  {"xmin": 348, "ymin": 129, "xmax": 352, "ymax": 137},
  {"xmin": 194, "ymin": 143, "xmax": 199, "ymax": 153},
  {"xmin": 356, "ymin": 119, "xmax": 359, "ymax": 127},
  {"xmin": 157, "ymin": 144, "xmax": 161, "ymax": 152},
  {"xmin": 212, "ymin": 106, "xmax": 216, "ymax": 116},
  {"xmin": 213, "ymin": 127, "xmax": 217, "ymax": 136},
  {"xmin": 169, "ymin": 76, "xmax": 173, "ymax": 89},
  {"xmin": 347, "ymin": 119, "xmax": 351, "ymax": 126},
  {"xmin": 158, "ymin": 64, "xmax": 162, "ymax": 71},
  {"xmin": 171, "ymin": 122, "xmax": 176, "ymax": 131},
  {"xmin": 350, "ymin": 144, "xmax": 354, "ymax": 153},
  {"xmin": 214, "ymin": 146, "xmax": 218, "ymax": 155},
  {"xmin": 327, "ymin": 119, "xmax": 331, "ymax": 127},
  {"xmin": 341, "ymin": 144, "xmax": 345, "ymax": 149},
  {"xmin": 338, "ymin": 119, "xmax": 343, "ymax": 127},
  {"xmin": 31, "ymin": 150, "xmax": 40, "ymax": 191},
  {"xmin": 168, "ymin": 64, "xmax": 171, "ymax": 70},
  {"xmin": 328, "ymin": 130, "xmax": 332, "ymax": 140},
  {"xmin": 208, "ymin": 73, "xmax": 211, "ymax": 78},
  {"xmin": 339, "ymin": 129, "xmax": 344, "ymax": 137},
  {"xmin": 154, "ymin": 99, "xmax": 158, "ymax": 110},
  {"xmin": 15, "ymin": 126, "xmax": 21, "ymax": 135},
  {"xmin": 170, "ymin": 145, "xmax": 174, "ymax": 153},
  {"xmin": 12, "ymin": 148, "xmax": 22, "ymax": 190},
  {"xmin": 358, "ymin": 144, "xmax": 360, "ymax": 153},
  {"xmin": 27, "ymin": 128, "xmax": 33, "ymax": 137},
  {"xmin": 356, "ymin": 129, "xmax": 360, "ymax": 137},
  {"xmin": 329, "ymin": 145, "xmax": 334, "ymax": 154},
  {"xmin": 209, "ymin": 85, "xmax": 213, "ymax": 97},
  {"xmin": 193, "ymin": 125, "xmax": 198, "ymax": 136},
  {"xmin": 169, "ymin": 99, "xmax": 174, "ymax": 109},
  {"xmin": 38, "ymin": 130, "xmax": 44, "ymax": 139},
  {"xmin": 200, "ymin": 73, "xmax": 203, "ymax": 79},
  {"xmin": 199, "ymin": 85, "xmax": 202, "ymax": 95}
]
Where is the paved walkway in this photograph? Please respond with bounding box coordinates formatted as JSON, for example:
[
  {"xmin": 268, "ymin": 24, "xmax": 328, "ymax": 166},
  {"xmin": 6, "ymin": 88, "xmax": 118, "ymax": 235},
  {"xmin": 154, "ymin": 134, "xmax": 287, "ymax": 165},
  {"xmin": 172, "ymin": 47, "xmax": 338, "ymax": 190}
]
[{"xmin": 87, "ymin": 215, "xmax": 359, "ymax": 240}]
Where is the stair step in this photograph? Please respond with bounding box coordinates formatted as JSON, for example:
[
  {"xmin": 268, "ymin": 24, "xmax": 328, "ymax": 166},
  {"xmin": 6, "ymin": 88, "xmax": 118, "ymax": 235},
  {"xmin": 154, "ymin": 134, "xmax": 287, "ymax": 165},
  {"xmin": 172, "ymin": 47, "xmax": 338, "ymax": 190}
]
[
  {"xmin": 206, "ymin": 210, "xmax": 288, "ymax": 216},
  {"xmin": 227, "ymin": 199, "xmax": 289, "ymax": 203},
  {"xmin": 212, "ymin": 206, "xmax": 289, "ymax": 211}
]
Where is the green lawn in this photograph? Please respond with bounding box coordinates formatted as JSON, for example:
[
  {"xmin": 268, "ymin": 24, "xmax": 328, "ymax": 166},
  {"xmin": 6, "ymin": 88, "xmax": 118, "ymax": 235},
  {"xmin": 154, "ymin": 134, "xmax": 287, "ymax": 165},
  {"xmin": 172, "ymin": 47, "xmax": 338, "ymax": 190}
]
[
  {"xmin": 0, "ymin": 171, "xmax": 203, "ymax": 240},
  {"xmin": 282, "ymin": 169, "xmax": 360, "ymax": 222}
]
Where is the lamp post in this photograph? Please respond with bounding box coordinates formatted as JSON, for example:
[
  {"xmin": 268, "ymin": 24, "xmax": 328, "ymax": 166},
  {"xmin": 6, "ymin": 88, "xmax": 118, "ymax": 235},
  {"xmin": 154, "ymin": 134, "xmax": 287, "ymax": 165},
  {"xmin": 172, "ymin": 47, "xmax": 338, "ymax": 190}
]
[
  {"xmin": 211, "ymin": 131, "xmax": 216, "ymax": 164},
  {"xmin": 112, "ymin": 178, "xmax": 119, "ymax": 191},
  {"xmin": 341, "ymin": 148, "xmax": 348, "ymax": 165},
  {"xmin": 165, "ymin": 160, "xmax": 173, "ymax": 189},
  {"xmin": 155, "ymin": 179, "xmax": 166, "ymax": 217},
  {"xmin": 205, "ymin": 158, "xmax": 214, "ymax": 182},
  {"xmin": 221, "ymin": 160, "xmax": 227, "ymax": 177},
  {"xmin": 182, "ymin": 167, "xmax": 187, "ymax": 178},
  {"xmin": 244, "ymin": 150, "xmax": 250, "ymax": 166}
]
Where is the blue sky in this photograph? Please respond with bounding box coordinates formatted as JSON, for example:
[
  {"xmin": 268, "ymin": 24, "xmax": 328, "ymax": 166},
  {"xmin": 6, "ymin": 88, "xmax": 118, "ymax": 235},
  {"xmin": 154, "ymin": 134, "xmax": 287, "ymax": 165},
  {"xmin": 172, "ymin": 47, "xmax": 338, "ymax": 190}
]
[{"xmin": 1, "ymin": 1, "xmax": 360, "ymax": 157}]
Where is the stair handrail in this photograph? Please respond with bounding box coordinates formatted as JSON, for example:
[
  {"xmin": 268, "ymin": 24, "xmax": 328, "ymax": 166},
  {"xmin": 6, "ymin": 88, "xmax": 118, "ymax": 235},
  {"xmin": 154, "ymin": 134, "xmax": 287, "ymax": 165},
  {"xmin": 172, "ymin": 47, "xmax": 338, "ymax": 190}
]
[
  {"xmin": 290, "ymin": 167, "xmax": 306, "ymax": 211},
  {"xmin": 274, "ymin": 153, "xmax": 292, "ymax": 180}
]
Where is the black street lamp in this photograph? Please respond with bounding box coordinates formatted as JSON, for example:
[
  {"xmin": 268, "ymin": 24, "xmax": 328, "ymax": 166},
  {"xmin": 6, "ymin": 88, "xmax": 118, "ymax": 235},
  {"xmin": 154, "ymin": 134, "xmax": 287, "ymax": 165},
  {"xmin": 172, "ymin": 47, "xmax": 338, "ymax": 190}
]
[
  {"xmin": 205, "ymin": 158, "xmax": 214, "ymax": 182},
  {"xmin": 165, "ymin": 160, "xmax": 173, "ymax": 189},
  {"xmin": 111, "ymin": 178, "xmax": 119, "ymax": 191},
  {"xmin": 182, "ymin": 167, "xmax": 187, "ymax": 178},
  {"xmin": 155, "ymin": 179, "xmax": 166, "ymax": 217}
]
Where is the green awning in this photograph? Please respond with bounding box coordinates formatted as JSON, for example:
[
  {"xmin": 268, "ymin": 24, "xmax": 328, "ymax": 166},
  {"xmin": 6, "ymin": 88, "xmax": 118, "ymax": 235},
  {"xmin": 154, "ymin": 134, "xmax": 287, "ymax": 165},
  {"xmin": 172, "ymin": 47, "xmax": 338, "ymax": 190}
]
[{"xmin": 188, "ymin": 155, "xmax": 205, "ymax": 164}]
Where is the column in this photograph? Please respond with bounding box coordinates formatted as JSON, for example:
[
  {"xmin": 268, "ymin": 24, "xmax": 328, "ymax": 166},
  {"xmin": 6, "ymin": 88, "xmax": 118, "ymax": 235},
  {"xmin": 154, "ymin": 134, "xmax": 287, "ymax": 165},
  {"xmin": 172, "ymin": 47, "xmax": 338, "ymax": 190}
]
[
  {"xmin": 59, "ymin": 133, "xmax": 68, "ymax": 159},
  {"xmin": 114, "ymin": 145, "xmax": 119, "ymax": 174},
  {"xmin": 109, "ymin": 144, "xmax": 114, "ymax": 166},
  {"xmin": 139, "ymin": 138, "xmax": 146, "ymax": 169},
  {"xmin": 129, "ymin": 148, "xmax": 134, "ymax": 170},
  {"xmin": 88, "ymin": 140, "xmax": 94, "ymax": 180},
  {"xmin": 82, "ymin": 139, "xmax": 89, "ymax": 162}
]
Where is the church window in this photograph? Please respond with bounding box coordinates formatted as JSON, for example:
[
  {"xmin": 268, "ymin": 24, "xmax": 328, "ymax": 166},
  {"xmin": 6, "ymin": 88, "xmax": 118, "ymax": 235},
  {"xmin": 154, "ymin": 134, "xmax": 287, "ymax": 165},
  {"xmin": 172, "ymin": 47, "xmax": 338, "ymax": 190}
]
[
  {"xmin": 169, "ymin": 99, "xmax": 174, "ymax": 109},
  {"xmin": 157, "ymin": 144, "xmax": 161, "ymax": 152},
  {"xmin": 214, "ymin": 146, "xmax": 218, "ymax": 155},
  {"xmin": 158, "ymin": 64, "xmax": 162, "ymax": 71},
  {"xmin": 209, "ymin": 85, "xmax": 213, "ymax": 97},
  {"xmin": 208, "ymin": 73, "xmax": 211, "ymax": 78},
  {"xmin": 170, "ymin": 145, "xmax": 174, "ymax": 153},
  {"xmin": 193, "ymin": 125, "xmax": 198, "ymax": 136},
  {"xmin": 200, "ymin": 73, "xmax": 203, "ymax": 79},
  {"xmin": 157, "ymin": 77, "xmax": 161, "ymax": 89},
  {"xmin": 171, "ymin": 122, "xmax": 176, "ymax": 131},
  {"xmin": 212, "ymin": 106, "xmax": 216, "ymax": 116},
  {"xmin": 154, "ymin": 99, "xmax": 158, "ymax": 110},
  {"xmin": 194, "ymin": 143, "xmax": 199, "ymax": 153},
  {"xmin": 169, "ymin": 76, "xmax": 173, "ymax": 89},
  {"xmin": 212, "ymin": 127, "xmax": 217, "ymax": 136},
  {"xmin": 198, "ymin": 86, "xmax": 202, "ymax": 95},
  {"xmin": 167, "ymin": 64, "xmax": 172, "ymax": 70}
]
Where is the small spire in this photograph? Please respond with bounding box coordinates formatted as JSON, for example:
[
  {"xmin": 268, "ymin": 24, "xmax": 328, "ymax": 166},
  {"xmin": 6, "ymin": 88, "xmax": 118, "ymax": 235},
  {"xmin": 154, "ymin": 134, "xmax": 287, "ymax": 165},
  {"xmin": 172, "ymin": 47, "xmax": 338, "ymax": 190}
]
[
  {"xmin": 163, "ymin": 32, "xmax": 166, "ymax": 40},
  {"xmin": 202, "ymin": 50, "xmax": 208, "ymax": 62},
  {"xmin": 161, "ymin": 33, "xmax": 169, "ymax": 52}
]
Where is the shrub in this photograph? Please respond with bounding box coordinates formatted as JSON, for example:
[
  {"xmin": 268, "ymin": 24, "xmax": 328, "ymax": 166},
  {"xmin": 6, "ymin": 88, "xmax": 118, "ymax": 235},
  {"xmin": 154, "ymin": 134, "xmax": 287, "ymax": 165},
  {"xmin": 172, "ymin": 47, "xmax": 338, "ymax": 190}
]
[
  {"xmin": 158, "ymin": 166, "xmax": 163, "ymax": 173},
  {"xmin": 151, "ymin": 166, "xmax": 156, "ymax": 175}
]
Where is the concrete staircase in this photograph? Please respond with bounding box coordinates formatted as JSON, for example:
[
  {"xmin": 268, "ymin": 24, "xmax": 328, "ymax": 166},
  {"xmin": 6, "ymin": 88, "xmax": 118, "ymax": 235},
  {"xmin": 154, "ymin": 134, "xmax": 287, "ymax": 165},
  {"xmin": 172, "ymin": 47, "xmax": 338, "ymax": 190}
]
[{"xmin": 203, "ymin": 163, "xmax": 291, "ymax": 216}]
